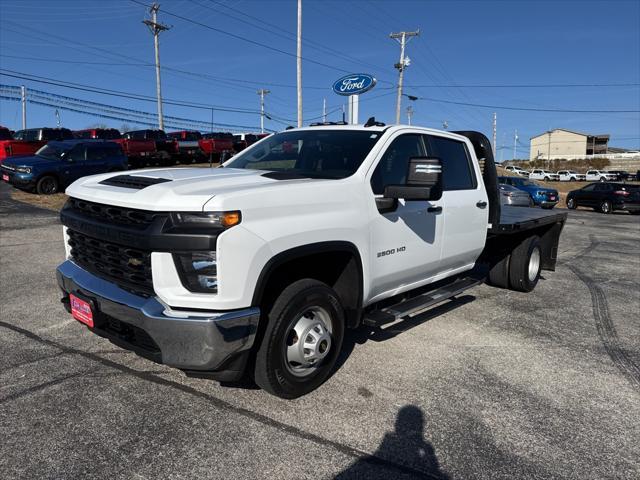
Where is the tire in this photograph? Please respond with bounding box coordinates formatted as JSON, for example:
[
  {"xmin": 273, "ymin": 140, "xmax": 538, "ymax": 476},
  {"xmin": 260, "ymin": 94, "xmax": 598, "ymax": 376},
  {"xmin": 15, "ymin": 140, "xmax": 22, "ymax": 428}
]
[
  {"xmin": 254, "ymin": 279, "xmax": 345, "ymax": 399},
  {"xmin": 544, "ymin": 176, "xmax": 550, "ymax": 181},
  {"xmin": 600, "ymin": 200, "xmax": 612, "ymax": 214},
  {"xmin": 35, "ymin": 175, "xmax": 59, "ymax": 195},
  {"xmin": 569, "ymin": 177, "xmax": 576, "ymax": 182},
  {"xmin": 487, "ymin": 253, "xmax": 511, "ymax": 289},
  {"xmin": 567, "ymin": 198, "xmax": 577, "ymax": 210},
  {"xmin": 629, "ymin": 211, "xmax": 640, "ymax": 215},
  {"xmin": 599, "ymin": 177, "xmax": 606, "ymax": 182},
  {"xmin": 508, "ymin": 236, "xmax": 542, "ymax": 292}
]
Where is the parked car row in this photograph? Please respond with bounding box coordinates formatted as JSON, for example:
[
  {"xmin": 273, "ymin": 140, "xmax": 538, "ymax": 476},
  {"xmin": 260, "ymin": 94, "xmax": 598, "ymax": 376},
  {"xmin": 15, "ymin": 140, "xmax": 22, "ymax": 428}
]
[
  {"xmin": 0, "ymin": 126, "xmax": 269, "ymax": 167},
  {"xmin": 498, "ymin": 176, "xmax": 559, "ymax": 209},
  {"xmin": 503, "ymin": 165, "xmax": 639, "ymax": 182}
]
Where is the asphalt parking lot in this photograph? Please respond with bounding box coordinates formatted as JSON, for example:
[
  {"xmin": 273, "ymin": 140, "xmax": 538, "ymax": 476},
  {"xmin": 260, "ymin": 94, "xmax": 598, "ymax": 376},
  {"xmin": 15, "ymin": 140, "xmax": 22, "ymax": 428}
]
[{"xmin": 1, "ymin": 182, "xmax": 639, "ymax": 480}]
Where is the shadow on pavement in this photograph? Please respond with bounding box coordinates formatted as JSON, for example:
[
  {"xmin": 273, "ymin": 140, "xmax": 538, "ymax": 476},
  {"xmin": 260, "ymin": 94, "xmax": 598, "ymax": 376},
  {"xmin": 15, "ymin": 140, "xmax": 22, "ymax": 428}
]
[{"xmin": 335, "ymin": 405, "xmax": 450, "ymax": 479}]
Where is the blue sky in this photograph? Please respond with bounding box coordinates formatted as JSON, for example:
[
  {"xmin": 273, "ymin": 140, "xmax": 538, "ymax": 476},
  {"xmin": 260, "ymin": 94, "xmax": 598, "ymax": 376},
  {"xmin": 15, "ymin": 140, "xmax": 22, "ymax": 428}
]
[{"xmin": 1, "ymin": 0, "xmax": 639, "ymax": 158}]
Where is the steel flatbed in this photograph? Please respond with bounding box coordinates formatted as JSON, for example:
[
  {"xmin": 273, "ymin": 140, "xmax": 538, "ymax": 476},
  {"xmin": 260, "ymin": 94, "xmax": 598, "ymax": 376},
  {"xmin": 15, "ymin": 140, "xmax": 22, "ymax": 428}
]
[{"xmin": 489, "ymin": 206, "xmax": 568, "ymax": 235}]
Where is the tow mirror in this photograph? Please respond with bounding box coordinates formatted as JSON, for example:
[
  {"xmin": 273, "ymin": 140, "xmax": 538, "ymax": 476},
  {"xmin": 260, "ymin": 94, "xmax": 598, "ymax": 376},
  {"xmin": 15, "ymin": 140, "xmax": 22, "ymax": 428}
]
[{"xmin": 383, "ymin": 157, "xmax": 443, "ymax": 201}]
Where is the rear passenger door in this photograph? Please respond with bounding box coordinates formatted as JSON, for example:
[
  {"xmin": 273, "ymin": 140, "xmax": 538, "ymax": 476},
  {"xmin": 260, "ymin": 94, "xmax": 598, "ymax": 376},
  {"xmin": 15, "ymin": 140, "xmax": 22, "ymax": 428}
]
[
  {"xmin": 423, "ymin": 134, "xmax": 488, "ymax": 273},
  {"xmin": 85, "ymin": 145, "xmax": 109, "ymax": 174}
]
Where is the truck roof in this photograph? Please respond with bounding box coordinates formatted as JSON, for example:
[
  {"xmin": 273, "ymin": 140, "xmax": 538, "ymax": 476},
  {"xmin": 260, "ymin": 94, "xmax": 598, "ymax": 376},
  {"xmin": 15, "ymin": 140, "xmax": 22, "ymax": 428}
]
[{"xmin": 289, "ymin": 123, "xmax": 472, "ymax": 142}]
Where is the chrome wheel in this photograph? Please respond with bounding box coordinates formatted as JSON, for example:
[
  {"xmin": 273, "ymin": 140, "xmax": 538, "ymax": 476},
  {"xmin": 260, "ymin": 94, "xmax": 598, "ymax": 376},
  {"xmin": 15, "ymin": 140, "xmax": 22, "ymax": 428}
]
[
  {"xmin": 567, "ymin": 198, "xmax": 576, "ymax": 209},
  {"xmin": 528, "ymin": 247, "xmax": 541, "ymax": 282},
  {"xmin": 601, "ymin": 201, "xmax": 611, "ymax": 214},
  {"xmin": 284, "ymin": 307, "xmax": 333, "ymax": 378}
]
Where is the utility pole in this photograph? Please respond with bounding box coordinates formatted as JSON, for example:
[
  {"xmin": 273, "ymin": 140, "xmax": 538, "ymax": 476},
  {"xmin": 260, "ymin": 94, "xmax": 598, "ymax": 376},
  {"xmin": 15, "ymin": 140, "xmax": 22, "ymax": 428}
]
[
  {"xmin": 492, "ymin": 112, "xmax": 497, "ymax": 158},
  {"xmin": 513, "ymin": 129, "xmax": 518, "ymax": 161},
  {"xmin": 390, "ymin": 29, "xmax": 419, "ymax": 124},
  {"xmin": 296, "ymin": 0, "xmax": 303, "ymax": 127},
  {"xmin": 257, "ymin": 89, "xmax": 270, "ymax": 133},
  {"xmin": 20, "ymin": 85, "xmax": 26, "ymax": 129},
  {"xmin": 143, "ymin": 3, "xmax": 170, "ymax": 130},
  {"xmin": 406, "ymin": 105, "xmax": 414, "ymax": 125},
  {"xmin": 55, "ymin": 109, "xmax": 61, "ymax": 127},
  {"xmin": 322, "ymin": 98, "xmax": 327, "ymax": 123}
]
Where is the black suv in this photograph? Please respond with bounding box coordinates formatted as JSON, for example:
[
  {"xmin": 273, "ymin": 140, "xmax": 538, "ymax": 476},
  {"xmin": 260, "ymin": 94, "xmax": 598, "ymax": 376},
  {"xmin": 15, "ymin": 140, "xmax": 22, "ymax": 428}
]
[{"xmin": 567, "ymin": 182, "xmax": 640, "ymax": 214}]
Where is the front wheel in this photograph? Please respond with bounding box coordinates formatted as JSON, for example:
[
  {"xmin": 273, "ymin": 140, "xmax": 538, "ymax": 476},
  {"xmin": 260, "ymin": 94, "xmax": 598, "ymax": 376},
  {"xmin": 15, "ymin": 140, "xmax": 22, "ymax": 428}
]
[
  {"xmin": 599, "ymin": 177, "xmax": 606, "ymax": 182},
  {"xmin": 600, "ymin": 200, "xmax": 612, "ymax": 214},
  {"xmin": 567, "ymin": 198, "xmax": 577, "ymax": 209},
  {"xmin": 254, "ymin": 279, "xmax": 345, "ymax": 399},
  {"xmin": 36, "ymin": 175, "xmax": 59, "ymax": 195}
]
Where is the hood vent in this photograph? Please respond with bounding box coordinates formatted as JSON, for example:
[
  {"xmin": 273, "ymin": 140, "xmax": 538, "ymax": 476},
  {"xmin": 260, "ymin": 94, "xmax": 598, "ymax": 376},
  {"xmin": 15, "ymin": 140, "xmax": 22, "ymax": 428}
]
[{"xmin": 99, "ymin": 175, "xmax": 172, "ymax": 190}]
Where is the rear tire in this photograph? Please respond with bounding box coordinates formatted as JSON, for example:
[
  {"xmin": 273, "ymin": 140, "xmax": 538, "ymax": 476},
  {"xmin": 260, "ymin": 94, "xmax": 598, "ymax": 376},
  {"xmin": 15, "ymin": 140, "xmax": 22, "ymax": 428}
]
[
  {"xmin": 600, "ymin": 200, "xmax": 612, "ymax": 214},
  {"xmin": 508, "ymin": 236, "xmax": 542, "ymax": 292},
  {"xmin": 254, "ymin": 279, "xmax": 345, "ymax": 399},
  {"xmin": 35, "ymin": 175, "xmax": 59, "ymax": 195},
  {"xmin": 487, "ymin": 253, "xmax": 511, "ymax": 289}
]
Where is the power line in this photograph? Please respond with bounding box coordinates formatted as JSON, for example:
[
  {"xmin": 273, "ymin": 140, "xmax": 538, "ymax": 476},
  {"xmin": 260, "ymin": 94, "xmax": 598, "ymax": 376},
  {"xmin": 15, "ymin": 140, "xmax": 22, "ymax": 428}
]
[{"xmin": 129, "ymin": 0, "xmax": 353, "ymax": 74}]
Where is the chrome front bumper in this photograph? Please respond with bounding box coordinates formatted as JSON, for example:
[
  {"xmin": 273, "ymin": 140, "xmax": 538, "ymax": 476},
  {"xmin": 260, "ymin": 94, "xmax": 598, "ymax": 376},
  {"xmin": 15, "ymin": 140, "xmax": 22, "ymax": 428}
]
[{"xmin": 56, "ymin": 260, "xmax": 260, "ymax": 375}]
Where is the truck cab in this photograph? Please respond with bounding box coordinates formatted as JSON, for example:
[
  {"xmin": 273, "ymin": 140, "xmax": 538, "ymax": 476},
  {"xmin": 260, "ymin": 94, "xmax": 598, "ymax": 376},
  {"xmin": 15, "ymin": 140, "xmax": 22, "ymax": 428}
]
[
  {"xmin": 56, "ymin": 122, "xmax": 566, "ymax": 398},
  {"xmin": 0, "ymin": 127, "xmax": 74, "ymax": 163}
]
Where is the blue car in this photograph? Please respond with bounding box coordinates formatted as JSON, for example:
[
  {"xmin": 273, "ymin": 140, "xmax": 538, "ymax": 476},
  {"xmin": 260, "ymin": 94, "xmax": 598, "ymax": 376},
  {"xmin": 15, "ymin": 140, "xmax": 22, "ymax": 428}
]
[
  {"xmin": 498, "ymin": 176, "xmax": 559, "ymax": 209},
  {"xmin": 0, "ymin": 140, "xmax": 127, "ymax": 194}
]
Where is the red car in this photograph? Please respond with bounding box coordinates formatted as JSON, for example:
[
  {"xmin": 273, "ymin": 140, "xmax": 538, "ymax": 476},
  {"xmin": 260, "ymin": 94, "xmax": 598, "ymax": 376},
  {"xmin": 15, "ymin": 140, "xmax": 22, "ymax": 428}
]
[{"xmin": 0, "ymin": 127, "xmax": 73, "ymax": 164}]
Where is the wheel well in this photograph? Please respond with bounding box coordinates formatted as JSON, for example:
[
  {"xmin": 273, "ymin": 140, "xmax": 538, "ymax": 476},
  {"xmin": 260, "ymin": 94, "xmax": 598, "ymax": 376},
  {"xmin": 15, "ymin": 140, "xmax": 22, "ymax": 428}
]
[
  {"xmin": 252, "ymin": 243, "xmax": 363, "ymax": 328},
  {"xmin": 36, "ymin": 172, "xmax": 61, "ymax": 185}
]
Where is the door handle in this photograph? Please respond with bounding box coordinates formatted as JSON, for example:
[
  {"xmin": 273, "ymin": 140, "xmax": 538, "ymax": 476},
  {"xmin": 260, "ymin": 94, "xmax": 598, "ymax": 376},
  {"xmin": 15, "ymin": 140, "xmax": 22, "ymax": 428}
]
[
  {"xmin": 427, "ymin": 206, "xmax": 442, "ymax": 213},
  {"xmin": 476, "ymin": 201, "xmax": 487, "ymax": 209}
]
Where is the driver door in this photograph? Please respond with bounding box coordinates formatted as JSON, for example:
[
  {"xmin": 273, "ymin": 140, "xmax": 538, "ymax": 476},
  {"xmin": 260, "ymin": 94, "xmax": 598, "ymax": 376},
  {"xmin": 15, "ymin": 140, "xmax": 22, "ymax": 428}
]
[
  {"xmin": 61, "ymin": 145, "xmax": 87, "ymax": 183},
  {"xmin": 367, "ymin": 133, "xmax": 445, "ymax": 301}
]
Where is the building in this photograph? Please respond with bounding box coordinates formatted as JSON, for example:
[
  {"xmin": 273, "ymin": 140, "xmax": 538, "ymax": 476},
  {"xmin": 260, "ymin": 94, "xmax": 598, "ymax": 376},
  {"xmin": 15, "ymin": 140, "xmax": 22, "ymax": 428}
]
[{"xmin": 529, "ymin": 129, "xmax": 609, "ymax": 160}]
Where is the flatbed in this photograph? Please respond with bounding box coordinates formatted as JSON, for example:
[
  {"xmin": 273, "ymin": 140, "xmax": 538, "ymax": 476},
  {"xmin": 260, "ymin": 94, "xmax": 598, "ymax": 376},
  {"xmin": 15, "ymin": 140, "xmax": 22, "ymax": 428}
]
[{"xmin": 490, "ymin": 206, "xmax": 568, "ymax": 234}]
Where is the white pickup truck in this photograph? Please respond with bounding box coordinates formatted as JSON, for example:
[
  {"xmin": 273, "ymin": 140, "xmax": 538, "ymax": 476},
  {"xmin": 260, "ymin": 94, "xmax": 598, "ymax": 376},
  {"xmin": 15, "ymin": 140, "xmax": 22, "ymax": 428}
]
[
  {"xmin": 529, "ymin": 169, "xmax": 560, "ymax": 181},
  {"xmin": 56, "ymin": 121, "xmax": 567, "ymax": 398}
]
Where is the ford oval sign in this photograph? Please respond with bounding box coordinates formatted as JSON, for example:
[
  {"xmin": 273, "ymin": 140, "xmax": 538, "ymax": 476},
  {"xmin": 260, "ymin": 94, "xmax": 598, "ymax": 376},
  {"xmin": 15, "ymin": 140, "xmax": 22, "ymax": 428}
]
[{"xmin": 332, "ymin": 73, "xmax": 377, "ymax": 96}]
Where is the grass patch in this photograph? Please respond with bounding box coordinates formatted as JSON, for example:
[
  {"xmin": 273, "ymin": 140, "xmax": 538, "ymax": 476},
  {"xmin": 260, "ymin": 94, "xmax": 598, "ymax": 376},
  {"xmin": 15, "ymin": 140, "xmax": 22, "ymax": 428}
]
[{"xmin": 11, "ymin": 189, "xmax": 68, "ymax": 212}]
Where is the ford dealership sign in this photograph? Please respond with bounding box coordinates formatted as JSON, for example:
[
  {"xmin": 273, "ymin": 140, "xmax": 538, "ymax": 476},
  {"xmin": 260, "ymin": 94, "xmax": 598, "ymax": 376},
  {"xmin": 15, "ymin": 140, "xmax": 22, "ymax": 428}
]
[{"xmin": 332, "ymin": 73, "xmax": 377, "ymax": 96}]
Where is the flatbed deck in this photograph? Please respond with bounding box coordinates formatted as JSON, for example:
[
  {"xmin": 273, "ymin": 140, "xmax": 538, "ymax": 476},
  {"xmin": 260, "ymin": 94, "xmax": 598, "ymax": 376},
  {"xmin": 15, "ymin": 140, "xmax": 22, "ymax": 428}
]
[{"xmin": 489, "ymin": 206, "xmax": 568, "ymax": 234}]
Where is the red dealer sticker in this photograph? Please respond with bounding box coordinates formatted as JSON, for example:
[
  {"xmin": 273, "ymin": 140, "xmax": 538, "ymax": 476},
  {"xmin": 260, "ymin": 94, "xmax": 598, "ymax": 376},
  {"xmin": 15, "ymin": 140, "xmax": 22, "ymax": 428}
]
[{"xmin": 70, "ymin": 294, "xmax": 94, "ymax": 328}]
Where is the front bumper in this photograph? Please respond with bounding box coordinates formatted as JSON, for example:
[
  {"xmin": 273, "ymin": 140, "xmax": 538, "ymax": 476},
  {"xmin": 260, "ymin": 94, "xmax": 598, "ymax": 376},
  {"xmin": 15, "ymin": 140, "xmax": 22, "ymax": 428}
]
[
  {"xmin": 1, "ymin": 170, "xmax": 35, "ymax": 189},
  {"xmin": 57, "ymin": 260, "xmax": 260, "ymax": 378}
]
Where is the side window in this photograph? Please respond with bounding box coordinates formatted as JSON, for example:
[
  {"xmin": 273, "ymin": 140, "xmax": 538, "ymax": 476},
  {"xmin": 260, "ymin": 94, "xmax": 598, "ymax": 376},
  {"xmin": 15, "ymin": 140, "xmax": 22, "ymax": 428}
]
[
  {"xmin": 594, "ymin": 184, "xmax": 611, "ymax": 192},
  {"xmin": 424, "ymin": 135, "xmax": 477, "ymax": 191},
  {"xmin": 370, "ymin": 134, "xmax": 425, "ymax": 195},
  {"xmin": 67, "ymin": 146, "xmax": 86, "ymax": 162},
  {"xmin": 582, "ymin": 184, "xmax": 596, "ymax": 192},
  {"xmin": 86, "ymin": 146, "xmax": 106, "ymax": 161}
]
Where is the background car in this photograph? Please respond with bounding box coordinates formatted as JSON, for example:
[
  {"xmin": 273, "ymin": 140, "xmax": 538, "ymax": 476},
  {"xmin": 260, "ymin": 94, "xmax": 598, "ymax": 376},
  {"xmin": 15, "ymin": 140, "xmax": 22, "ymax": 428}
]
[
  {"xmin": 499, "ymin": 183, "xmax": 533, "ymax": 207},
  {"xmin": 498, "ymin": 175, "xmax": 559, "ymax": 209},
  {"xmin": 603, "ymin": 170, "xmax": 631, "ymax": 181},
  {"xmin": 0, "ymin": 140, "xmax": 127, "ymax": 194},
  {"xmin": 585, "ymin": 170, "xmax": 617, "ymax": 182},
  {"xmin": 567, "ymin": 182, "xmax": 640, "ymax": 214},
  {"xmin": 529, "ymin": 169, "xmax": 560, "ymax": 181},
  {"xmin": 557, "ymin": 170, "xmax": 586, "ymax": 182}
]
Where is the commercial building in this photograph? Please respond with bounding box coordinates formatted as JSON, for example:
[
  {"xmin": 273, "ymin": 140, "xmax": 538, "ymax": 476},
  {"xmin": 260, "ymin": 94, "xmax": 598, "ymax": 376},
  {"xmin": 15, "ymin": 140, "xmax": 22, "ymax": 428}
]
[{"xmin": 529, "ymin": 129, "xmax": 609, "ymax": 160}]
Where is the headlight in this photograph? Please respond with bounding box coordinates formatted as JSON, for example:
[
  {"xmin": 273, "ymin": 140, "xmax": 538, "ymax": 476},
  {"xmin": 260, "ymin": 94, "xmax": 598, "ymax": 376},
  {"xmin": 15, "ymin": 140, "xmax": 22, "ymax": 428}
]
[
  {"xmin": 174, "ymin": 251, "xmax": 218, "ymax": 293},
  {"xmin": 16, "ymin": 166, "xmax": 31, "ymax": 174},
  {"xmin": 171, "ymin": 211, "xmax": 241, "ymax": 229}
]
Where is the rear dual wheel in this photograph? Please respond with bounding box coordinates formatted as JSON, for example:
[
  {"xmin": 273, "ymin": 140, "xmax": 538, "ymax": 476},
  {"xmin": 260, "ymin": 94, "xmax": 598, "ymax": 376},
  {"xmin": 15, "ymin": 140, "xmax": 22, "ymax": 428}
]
[{"xmin": 487, "ymin": 236, "xmax": 542, "ymax": 292}]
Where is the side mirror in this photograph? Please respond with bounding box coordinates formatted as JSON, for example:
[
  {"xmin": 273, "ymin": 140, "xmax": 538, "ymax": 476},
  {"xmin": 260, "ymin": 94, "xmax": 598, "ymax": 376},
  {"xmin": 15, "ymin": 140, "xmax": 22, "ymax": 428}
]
[{"xmin": 383, "ymin": 157, "xmax": 443, "ymax": 201}]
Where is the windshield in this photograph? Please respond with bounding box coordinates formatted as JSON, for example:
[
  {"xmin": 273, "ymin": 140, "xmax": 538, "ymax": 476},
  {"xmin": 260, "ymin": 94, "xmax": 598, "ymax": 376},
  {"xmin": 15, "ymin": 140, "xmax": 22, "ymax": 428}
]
[
  {"xmin": 35, "ymin": 144, "xmax": 71, "ymax": 160},
  {"xmin": 224, "ymin": 130, "xmax": 383, "ymax": 179}
]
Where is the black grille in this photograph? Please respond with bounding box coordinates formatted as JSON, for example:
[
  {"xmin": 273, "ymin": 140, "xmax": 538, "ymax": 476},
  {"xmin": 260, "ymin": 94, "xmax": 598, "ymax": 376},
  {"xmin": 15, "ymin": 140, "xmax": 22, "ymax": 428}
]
[
  {"xmin": 99, "ymin": 174, "xmax": 172, "ymax": 190},
  {"xmin": 67, "ymin": 229, "xmax": 154, "ymax": 296},
  {"xmin": 66, "ymin": 198, "xmax": 160, "ymax": 226}
]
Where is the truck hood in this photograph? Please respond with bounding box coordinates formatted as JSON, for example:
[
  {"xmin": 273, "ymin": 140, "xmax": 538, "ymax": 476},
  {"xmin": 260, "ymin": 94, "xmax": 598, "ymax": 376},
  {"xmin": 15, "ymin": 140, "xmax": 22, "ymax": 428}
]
[{"xmin": 65, "ymin": 167, "xmax": 316, "ymax": 211}]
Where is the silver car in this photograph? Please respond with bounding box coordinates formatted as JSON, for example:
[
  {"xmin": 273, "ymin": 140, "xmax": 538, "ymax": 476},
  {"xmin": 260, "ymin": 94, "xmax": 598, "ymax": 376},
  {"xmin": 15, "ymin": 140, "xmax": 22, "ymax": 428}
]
[{"xmin": 499, "ymin": 183, "xmax": 533, "ymax": 207}]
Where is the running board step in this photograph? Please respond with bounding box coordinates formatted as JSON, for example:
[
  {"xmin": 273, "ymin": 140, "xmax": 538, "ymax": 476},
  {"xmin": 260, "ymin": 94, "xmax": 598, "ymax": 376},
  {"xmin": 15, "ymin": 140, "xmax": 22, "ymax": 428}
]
[{"xmin": 362, "ymin": 276, "xmax": 483, "ymax": 327}]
